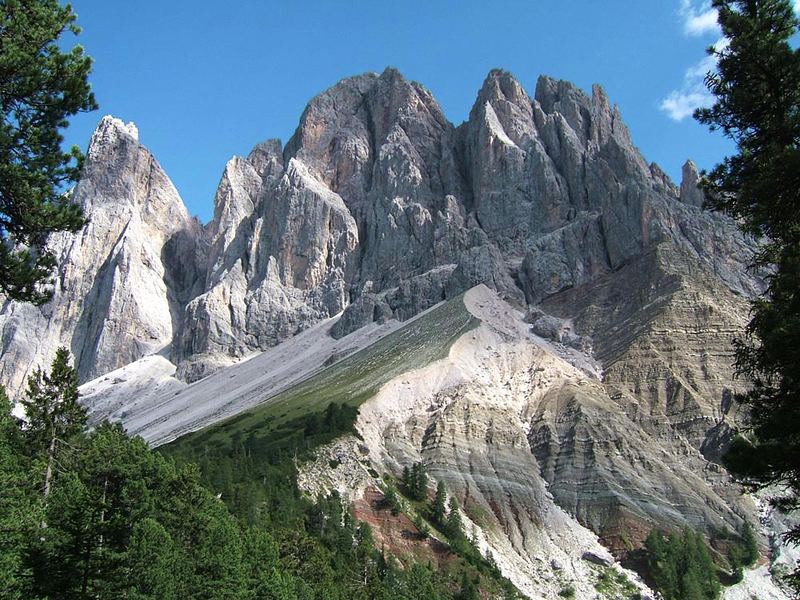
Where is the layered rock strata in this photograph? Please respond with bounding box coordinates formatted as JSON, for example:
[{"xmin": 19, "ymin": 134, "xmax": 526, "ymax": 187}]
[{"xmin": 0, "ymin": 68, "xmax": 772, "ymax": 595}]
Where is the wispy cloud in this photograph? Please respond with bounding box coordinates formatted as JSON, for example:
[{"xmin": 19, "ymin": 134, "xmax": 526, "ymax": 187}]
[
  {"xmin": 661, "ymin": 2, "xmax": 722, "ymax": 122},
  {"xmin": 663, "ymin": 1, "xmax": 799, "ymax": 122},
  {"xmin": 680, "ymin": 0, "xmax": 720, "ymax": 36},
  {"xmin": 660, "ymin": 88, "xmax": 712, "ymax": 122},
  {"xmin": 660, "ymin": 39, "xmax": 727, "ymax": 122}
]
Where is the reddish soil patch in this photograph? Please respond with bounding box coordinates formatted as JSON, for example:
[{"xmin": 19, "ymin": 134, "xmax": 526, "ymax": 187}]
[
  {"xmin": 599, "ymin": 508, "xmax": 652, "ymax": 558},
  {"xmin": 353, "ymin": 486, "xmax": 455, "ymax": 569}
]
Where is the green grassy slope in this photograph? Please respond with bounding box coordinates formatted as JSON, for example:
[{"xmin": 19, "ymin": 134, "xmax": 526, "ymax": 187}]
[
  {"xmin": 159, "ymin": 294, "xmax": 522, "ymax": 598},
  {"xmin": 166, "ymin": 293, "xmax": 478, "ymax": 463}
]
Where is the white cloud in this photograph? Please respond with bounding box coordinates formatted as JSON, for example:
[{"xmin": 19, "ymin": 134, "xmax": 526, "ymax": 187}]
[
  {"xmin": 660, "ymin": 89, "xmax": 713, "ymax": 121},
  {"xmin": 680, "ymin": 0, "xmax": 720, "ymax": 36},
  {"xmin": 679, "ymin": 0, "xmax": 800, "ymax": 37},
  {"xmin": 662, "ymin": 0, "xmax": 797, "ymax": 123},
  {"xmin": 659, "ymin": 38, "xmax": 725, "ymax": 122}
]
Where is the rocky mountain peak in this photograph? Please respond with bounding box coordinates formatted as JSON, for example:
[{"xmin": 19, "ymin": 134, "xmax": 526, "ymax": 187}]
[
  {"xmin": 0, "ymin": 70, "xmax": 760, "ymax": 396},
  {"xmin": 79, "ymin": 114, "xmax": 194, "ymax": 230},
  {"xmin": 366, "ymin": 66, "xmax": 450, "ymax": 141},
  {"xmin": 0, "ymin": 115, "xmax": 203, "ymax": 392},
  {"xmin": 89, "ymin": 115, "xmax": 139, "ymax": 150},
  {"xmin": 680, "ymin": 159, "xmax": 706, "ymax": 208},
  {"xmin": 469, "ymin": 69, "xmax": 534, "ymax": 149},
  {"xmin": 477, "ymin": 69, "xmax": 530, "ymax": 106},
  {"xmin": 534, "ymin": 75, "xmax": 630, "ymax": 151},
  {"xmin": 534, "ymin": 75, "xmax": 583, "ymax": 114},
  {"xmin": 246, "ymin": 139, "xmax": 284, "ymax": 178}
]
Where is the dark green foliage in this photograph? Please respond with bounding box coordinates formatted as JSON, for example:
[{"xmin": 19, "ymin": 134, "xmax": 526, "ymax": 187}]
[
  {"xmin": 725, "ymin": 521, "xmax": 760, "ymax": 583},
  {"xmin": 400, "ymin": 461, "xmax": 428, "ymax": 501},
  {"xmin": 431, "ymin": 479, "xmax": 447, "ymax": 524},
  {"xmin": 13, "ymin": 421, "xmax": 248, "ymax": 600},
  {"xmin": 456, "ymin": 571, "xmax": 480, "ymax": 600},
  {"xmin": 696, "ymin": 0, "xmax": 800, "ymax": 241},
  {"xmin": 21, "ymin": 347, "xmax": 85, "ymax": 454},
  {"xmin": 391, "ymin": 563, "xmax": 451, "ymax": 599},
  {"xmin": 412, "ymin": 513, "xmax": 430, "ymax": 539},
  {"xmin": 167, "ymin": 401, "xmax": 358, "ymax": 527},
  {"xmin": 0, "ymin": 386, "xmax": 37, "ymax": 600},
  {"xmin": 645, "ymin": 528, "xmax": 722, "ymax": 600},
  {"xmin": 382, "ymin": 484, "xmax": 402, "ymax": 515},
  {"xmin": 1, "ymin": 351, "xmax": 519, "ymax": 600},
  {"xmin": 127, "ymin": 518, "xmax": 179, "ymax": 600},
  {"xmin": 445, "ymin": 497, "xmax": 465, "ymax": 541},
  {"xmin": 694, "ymin": 2, "xmax": 800, "ymax": 589},
  {"xmin": 21, "ymin": 347, "xmax": 86, "ymax": 499},
  {"xmin": 740, "ymin": 520, "xmax": 759, "ymax": 566},
  {"xmin": 0, "ymin": 0, "xmax": 97, "ymax": 303}
]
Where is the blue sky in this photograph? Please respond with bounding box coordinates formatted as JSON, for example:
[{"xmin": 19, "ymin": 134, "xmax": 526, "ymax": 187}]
[{"xmin": 62, "ymin": 0, "xmax": 736, "ymax": 223}]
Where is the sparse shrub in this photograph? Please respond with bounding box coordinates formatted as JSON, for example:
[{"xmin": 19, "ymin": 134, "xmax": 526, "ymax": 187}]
[
  {"xmin": 558, "ymin": 584, "xmax": 576, "ymax": 598},
  {"xmin": 381, "ymin": 485, "xmax": 402, "ymax": 515},
  {"xmin": 412, "ymin": 513, "xmax": 430, "ymax": 539}
]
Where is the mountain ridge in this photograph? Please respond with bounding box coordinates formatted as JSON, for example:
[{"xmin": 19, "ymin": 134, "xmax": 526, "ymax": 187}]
[
  {"xmin": 0, "ymin": 67, "xmax": 759, "ymax": 394},
  {"xmin": 0, "ymin": 67, "xmax": 788, "ymax": 598}
]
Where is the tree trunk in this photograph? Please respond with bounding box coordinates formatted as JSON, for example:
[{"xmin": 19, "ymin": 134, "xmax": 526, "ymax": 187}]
[
  {"xmin": 39, "ymin": 435, "xmax": 57, "ymax": 531},
  {"xmin": 43, "ymin": 435, "xmax": 56, "ymax": 499},
  {"xmin": 95, "ymin": 475, "xmax": 108, "ymax": 598}
]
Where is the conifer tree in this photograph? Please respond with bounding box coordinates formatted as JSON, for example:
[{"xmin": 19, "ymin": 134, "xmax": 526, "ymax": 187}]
[
  {"xmin": 383, "ymin": 485, "xmax": 401, "ymax": 515},
  {"xmin": 409, "ymin": 461, "xmax": 428, "ymax": 500},
  {"xmin": 402, "ymin": 465, "xmax": 411, "ymax": 491},
  {"xmin": 456, "ymin": 571, "xmax": 480, "ymax": 600},
  {"xmin": 126, "ymin": 518, "xmax": 179, "ymax": 600},
  {"xmin": 21, "ymin": 347, "xmax": 86, "ymax": 499},
  {"xmin": 446, "ymin": 497, "xmax": 464, "ymax": 540},
  {"xmin": 740, "ymin": 520, "xmax": 759, "ymax": 566},
  {"xmin": 431, "ymin": 480, "xmax": 447, "ymax": 524},
  {"xmin": 0, "ymin": 387, "xmax": 36, "ymax": 600},
  {"xmin": 694, "ymin": 2, "xmax": 800, "ymax": 589},
  {"xmin": 645, "ymin": 528, "xmax": 721, "ymax": 600},
  {"xmin": 0, "ymin": 0, "xmax": 97, "ymax": 303}
]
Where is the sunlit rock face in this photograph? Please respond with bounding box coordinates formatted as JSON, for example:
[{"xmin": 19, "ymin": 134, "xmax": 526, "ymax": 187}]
[
  {"xmin": 0, "ymin": 67, "xmax": 759, "ymax": 391},
  {"xmin": 177, "ymin": 66, "xmax": 758, "ymax": 373},
  {"xmin": 0, "ymin": 69, "xmax": 773, "ymax": 595},
  {"xmin": 0, "ymin": 116, "xmax": 204, "ymax": 393}
]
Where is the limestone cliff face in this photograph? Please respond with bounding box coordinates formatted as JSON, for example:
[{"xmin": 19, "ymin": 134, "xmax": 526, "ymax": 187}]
[
  {"xmin": 0, "ymin": 68, "xmax": 759, "ymax": 394},
  {"xmin": 0, "ymin": 67, "xmax": 777, "ymax": 597},
  {"xmin": 178, "ymin": 67, "xmax": 758, "ymax": 375},
  {"xmin": 175, "ymin": 139, "xmax": 360, "ymax": 380},
  {"xmin": 0, "ymin": 117, "xmax": 203, "ymax": 393}
]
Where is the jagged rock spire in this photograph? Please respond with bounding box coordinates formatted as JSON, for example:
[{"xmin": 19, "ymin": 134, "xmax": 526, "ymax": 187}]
[
  {"xmin": 0, "ymin": 115, "xmax": 203, "ymax": 393},
  {"xmin": 0, "ymin": 71, "xmax": 761, "ymax": 392}
]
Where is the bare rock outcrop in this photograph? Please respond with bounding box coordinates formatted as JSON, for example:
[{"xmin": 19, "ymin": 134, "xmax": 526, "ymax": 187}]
[
  {"xmin": 347, "ymin": 286, "xmax": 749, "ymax": 597},
  {"xmin": 175, "ymin": 143, "xmax": 359, "ymax": 380},
  {"xmin": 680, "ymin": 159, "xmax": 706, "ymax": 208},
  {"xmin": 0, "ymin": 116, "xmax": 203, "ymax": 393}
]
